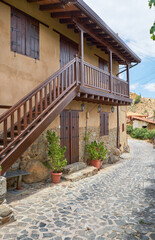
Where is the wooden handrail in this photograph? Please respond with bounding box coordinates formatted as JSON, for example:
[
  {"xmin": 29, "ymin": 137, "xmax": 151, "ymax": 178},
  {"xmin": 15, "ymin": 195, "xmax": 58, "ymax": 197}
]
[
  {"xmin": 0, "ymin": 58, "xmax": 77, "ymax": 122},
  {"xmin": 0, "ymin": 57, "xmax": 79, "ymax": 156}
]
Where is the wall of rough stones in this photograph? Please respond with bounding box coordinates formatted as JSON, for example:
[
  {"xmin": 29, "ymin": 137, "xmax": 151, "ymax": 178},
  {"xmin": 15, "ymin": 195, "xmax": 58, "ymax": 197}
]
[{"xmin": 7, "ymin": 101, "xmax": 127, "ymax": 185}]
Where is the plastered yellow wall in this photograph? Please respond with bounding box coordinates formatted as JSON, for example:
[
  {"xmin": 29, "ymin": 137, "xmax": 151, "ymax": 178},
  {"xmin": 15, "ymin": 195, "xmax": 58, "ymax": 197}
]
[{"xmin": 0, "ymin": 0, "xmax": 119, "ymax": 113}]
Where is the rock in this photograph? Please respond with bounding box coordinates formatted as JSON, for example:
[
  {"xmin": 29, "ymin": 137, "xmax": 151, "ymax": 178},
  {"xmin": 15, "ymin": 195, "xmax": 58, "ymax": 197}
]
[
  {"xmin": 0, "ymin": 206, "xmax": 12, "ymax": 217},
  {"xmin": 0, "ymin": 177, "xmax": 7, "ymax": 204},
  {"xmin": 108, "ymin": 156, "xmax": 119, "ymax": 164},
  {"xmin": 22, "ymin": 160, "xmax": 50, "ymax": 183},
  {"xmin": 63, "ymin": 162, "xmax": 87, "ymax": 174},
  {"xmin": 62, "ymin": 166, "xmax": 98, "ymax": 182}
]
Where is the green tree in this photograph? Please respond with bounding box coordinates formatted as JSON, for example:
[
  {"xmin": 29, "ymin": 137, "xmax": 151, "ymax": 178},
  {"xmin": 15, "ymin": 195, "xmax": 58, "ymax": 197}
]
[{"xmin": 149, "ymin": 0, "xmax": 155, "ymax": 40}]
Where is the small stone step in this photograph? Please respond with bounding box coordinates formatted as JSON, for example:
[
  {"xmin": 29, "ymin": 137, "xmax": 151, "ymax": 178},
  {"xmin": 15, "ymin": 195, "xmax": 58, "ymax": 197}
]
[
  {"xmin": 63, "ymin": 162, "xmax": 87, "ymax": 175},
  {"xmin": 62, "ymin": 166, "xmax": 98, "ymax": 182}
]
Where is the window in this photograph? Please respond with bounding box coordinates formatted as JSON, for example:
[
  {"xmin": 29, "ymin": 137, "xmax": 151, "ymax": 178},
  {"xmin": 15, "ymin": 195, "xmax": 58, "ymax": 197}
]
[
  {"xmin": 122, "ymin": 123, "xmax": 125, "ymax": 132},
  {"xmin": 99, "ymin": 57, "xmax": 108, "ymax": 72},
  {"xmin": 11, "ymin": 8, "xmax": 39, "ymax": 59},
  {"xmin": 100, "ymin": 112, "xmax": 109, "ymax": 136}
]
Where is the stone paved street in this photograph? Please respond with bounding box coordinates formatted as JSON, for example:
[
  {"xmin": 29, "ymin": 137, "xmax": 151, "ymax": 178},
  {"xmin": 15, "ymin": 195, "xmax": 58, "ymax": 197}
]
[{"xmin": 0, "ymin": 139, "xmax": 155, "ymax": 240}]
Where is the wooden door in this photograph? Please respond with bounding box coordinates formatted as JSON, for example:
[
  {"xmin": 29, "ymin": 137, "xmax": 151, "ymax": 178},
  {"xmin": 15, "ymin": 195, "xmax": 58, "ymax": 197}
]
[
  {"xmin": 60, "ymin": 35, "xmax": 78, "ymax": 67},
  {"xmin": 60, "ymin": 110, "xmax": 79, "ymax": 164}
]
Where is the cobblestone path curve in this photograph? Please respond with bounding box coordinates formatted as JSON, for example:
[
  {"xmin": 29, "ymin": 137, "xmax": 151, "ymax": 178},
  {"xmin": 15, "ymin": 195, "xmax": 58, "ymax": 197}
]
[{"xmin": 0, "ymin": 139, "xmax": 155, "ymax": 240}]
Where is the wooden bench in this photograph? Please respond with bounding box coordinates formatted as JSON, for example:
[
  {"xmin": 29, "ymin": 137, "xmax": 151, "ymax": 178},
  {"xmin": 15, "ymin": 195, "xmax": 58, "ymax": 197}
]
[{"xmin": 5, "ymin": 170, "xmax": 30, "ymax": 190}]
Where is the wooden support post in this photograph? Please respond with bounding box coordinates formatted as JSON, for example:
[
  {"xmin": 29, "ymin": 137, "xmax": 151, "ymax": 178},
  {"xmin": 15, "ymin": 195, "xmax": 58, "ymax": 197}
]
[
  {"xmin": 127, "ymin": 64, "xmax": 130, "ymax": 97},
  {"xmin": 109, "ymin": 50, "xmax": 113, "ymax": 93},
  {"xmin": 79, "ymin": 29, "xmax": 84, "ymax": 86}
]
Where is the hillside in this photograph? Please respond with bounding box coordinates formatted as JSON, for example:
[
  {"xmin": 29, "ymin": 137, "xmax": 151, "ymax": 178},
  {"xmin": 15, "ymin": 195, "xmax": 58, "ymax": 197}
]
[{"xmin": 128, "ymin": 93, "xmax": 155, "ymax": 116}]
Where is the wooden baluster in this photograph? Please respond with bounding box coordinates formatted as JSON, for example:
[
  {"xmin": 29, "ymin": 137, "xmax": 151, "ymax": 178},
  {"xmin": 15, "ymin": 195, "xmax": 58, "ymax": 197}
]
[
  {"xmin": 44, "ymin": 86, "xmax": 47, "ymax": 109},
  {"xmin": 3, "ymin": 119, "xmax": 7, "ymax": 147},
  {"xmin": 68, "ymin": 66, "xmax": 71, "ymax": 86},
  {"xmin": 53, "ymin": 78, "xmax": 56, "ymax": 100},
  {"xmin": 17, "ymin": 108, "xmax": 21, "ymax": 135},
  {"xmin": 72, "ymin": 64, "xmax": 75, "ymax": 85},
  {"xmin": 40, "ymin": 89, "xmax": 43, "ymax": 113},
  {"xmin": 49, "ymin": 82, "xmax": 52, "ymax": 104},
  {"xmin": 23, "ymin": 103, "xmax": 27, "ymax": 129},
  {"xmin": 35, "ymin": 93, "xmax": 38, "ymax": 118},
  {"xmin": 57, "ymin": 76, "xmax": 60, "ymax": 97},
  {"xmin": 11, "ymin": 113, "xmax": 14, "ymax": 141},
  {"xmin": 87, "ymin": 66, "xmax": 89, "ymax": 85},
  {"xmin": 61, "ymin": 73, "xmax": 64, "ymax": 93},
  {"xmin": 65, "ymin": 70, "xmax": 67, "ymax": 89},
  {"xmin": 29, "ymin": 98, "xmax": 32, "ymax": 123}
]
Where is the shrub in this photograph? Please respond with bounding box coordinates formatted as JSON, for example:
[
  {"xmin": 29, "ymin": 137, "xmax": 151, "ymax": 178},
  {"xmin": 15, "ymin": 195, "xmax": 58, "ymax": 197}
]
[
  {"xmin": 130, "ymin": 128, "xmax": 155, "ymax": 140},
  {"xmin": 126, "ymin": 125, "xmax": 133, "ymax": 134},
  {"xmin": 134, "ymin": 95, "xmax": 141, "ymax": 104},
  {"xmin": 45, "ymin": 131, "xmax": 67, "ymax": 173}
]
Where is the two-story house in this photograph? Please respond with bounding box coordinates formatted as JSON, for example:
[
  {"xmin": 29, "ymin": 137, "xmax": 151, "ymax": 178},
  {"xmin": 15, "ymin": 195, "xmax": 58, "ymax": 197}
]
[{"xmin": 0, "ymin": 0, "xmax": 141, "ymax": 178}]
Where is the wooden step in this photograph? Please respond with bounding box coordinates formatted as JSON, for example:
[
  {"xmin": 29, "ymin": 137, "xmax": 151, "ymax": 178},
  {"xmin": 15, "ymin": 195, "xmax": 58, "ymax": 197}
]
[{"xmin": 0, "ymin": 137, "xmax": 11, "ymax": 144}]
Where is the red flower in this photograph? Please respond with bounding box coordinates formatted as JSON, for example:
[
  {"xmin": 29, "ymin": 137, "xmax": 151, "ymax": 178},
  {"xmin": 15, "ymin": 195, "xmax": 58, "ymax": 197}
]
[{"xmin": 97, "ymin": 149, "xmax": 99, "ymax": 151}]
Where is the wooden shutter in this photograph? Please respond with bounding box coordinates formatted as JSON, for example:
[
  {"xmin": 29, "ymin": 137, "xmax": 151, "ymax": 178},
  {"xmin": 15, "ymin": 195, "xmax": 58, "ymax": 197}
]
[
  {"xmin": 100, "ymin": 112, "xmax": 109, "ymax": 136},
  {"xmin": 122, "ymin": 123, "xmax": 125, "ymax": 132},
  {"xmin": 26, "ymin": 17, "xmax": 39, "ymax": 59},
  {"xmin": 11, "ymin": 8, "xmax": 26, "ymax": 55}
]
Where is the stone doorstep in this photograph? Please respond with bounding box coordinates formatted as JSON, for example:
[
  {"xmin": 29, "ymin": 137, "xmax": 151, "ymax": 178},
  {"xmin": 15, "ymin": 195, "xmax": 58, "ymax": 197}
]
[
  {"xmin": 63, "ymin": 162, "xmax": 87, "ymax": 175},
  {"xmin": 62, "ymin": 166, "xmax": 98, "ymax": 182}
]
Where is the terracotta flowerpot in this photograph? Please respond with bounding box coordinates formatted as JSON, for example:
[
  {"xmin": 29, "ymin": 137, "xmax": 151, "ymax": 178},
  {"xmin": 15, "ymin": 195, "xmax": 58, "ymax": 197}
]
[
  {"xmin": 90, "ymin": 159, "xmax": 101, "ymax": 170},
  {"xmin": 51, "ymin": 172, "xmax": 62, "ymax": 184}
]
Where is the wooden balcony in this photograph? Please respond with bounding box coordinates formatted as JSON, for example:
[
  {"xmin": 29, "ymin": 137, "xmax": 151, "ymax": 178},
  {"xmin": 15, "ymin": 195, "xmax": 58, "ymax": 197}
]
[{"xmin": 76, "ymin": 59, "xmax": 131, "ymax": 106}]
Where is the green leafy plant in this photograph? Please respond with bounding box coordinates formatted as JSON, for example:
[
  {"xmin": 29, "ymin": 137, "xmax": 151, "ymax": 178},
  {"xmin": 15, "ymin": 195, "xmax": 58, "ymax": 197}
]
[
  {"xmin": 0, "ymin": 165, "xmax": 2, "ymax": 172},
  {"xmin": 85, "ymin": 141, "xmax": 107, "ymax": 161},
  {"xmin": 126, "ymin": 125, "xmax": 133, "ymax": 134},
  {"xmin": 134, "ymin": 95, "xmax": 141, "ymax": 104},
  {"xmin": 45, "ymin": 131, "xmax": 67, "ymax": 173},
  {"xmin": 149, "ymin": 0, "xmax": 155, "ymax": 40},
  {"xmin": 130, "ymin": 128, "xmax": 155, "ymax": 140}
]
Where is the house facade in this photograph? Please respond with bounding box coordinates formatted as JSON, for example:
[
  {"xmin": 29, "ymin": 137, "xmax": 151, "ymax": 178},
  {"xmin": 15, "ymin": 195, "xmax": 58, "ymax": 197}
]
[{"xmin": 0, "ymin": 0, "xmax": 141, "ymax": 179}]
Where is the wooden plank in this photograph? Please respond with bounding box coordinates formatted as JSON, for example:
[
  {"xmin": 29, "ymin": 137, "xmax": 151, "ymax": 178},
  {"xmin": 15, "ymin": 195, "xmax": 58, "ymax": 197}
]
[
  {"xmin": 40, "ymin": 3, "xmax": 64, "ymax": 11},
  {"xmin": 51, "ymin": 11, "xmax": 81, "ymax": 18}
]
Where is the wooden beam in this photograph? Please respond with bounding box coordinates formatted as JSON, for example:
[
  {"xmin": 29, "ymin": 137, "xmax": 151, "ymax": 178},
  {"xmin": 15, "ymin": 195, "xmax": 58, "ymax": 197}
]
[
  {"xmin": 59, "ymin": 18, "xmax": 72, "ymax": 23},
  {"xmin": 73, "ymin": 18, "xmax": 126, "ymax": 62},
  {"xmin": 40, "ymin": 3, "xmax": 64, "ymax": 11},
  {"xmin": 51, "ymin": 11, "xmax": 81, "ymax": 18}
]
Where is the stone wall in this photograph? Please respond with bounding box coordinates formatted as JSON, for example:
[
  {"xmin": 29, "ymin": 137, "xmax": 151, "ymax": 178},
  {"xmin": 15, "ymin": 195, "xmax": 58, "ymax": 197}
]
[{"xmin": 0, "ymin": 177, "xmax": 15, "ymax": 225}]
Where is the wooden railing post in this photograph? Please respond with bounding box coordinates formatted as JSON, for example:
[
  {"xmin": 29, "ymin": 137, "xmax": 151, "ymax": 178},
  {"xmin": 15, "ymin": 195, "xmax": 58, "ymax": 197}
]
[
  {"xmin": 79, "ymin": 29, "xmax": 84, "ymax": 86},
  {"xmin": 127, "ymin": 64, "xmax": 130, "ymax": 97},
  {"xmin": 109, "ymin": 49, "xmax": 113, "ymax": 93}
]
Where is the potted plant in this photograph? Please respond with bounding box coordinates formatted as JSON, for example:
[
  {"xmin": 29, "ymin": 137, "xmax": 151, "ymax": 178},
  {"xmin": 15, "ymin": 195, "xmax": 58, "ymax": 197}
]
[
  {"xmin": 85, "ymin": 140, "xmax": 107, "ymax": 170},
  {"xmin": 0, "ymin": 165, "xmax": 2, "ymax": 176},
  {"xmin": 46, "ymin": 130, "xmax": 67, "ymax": 183}
]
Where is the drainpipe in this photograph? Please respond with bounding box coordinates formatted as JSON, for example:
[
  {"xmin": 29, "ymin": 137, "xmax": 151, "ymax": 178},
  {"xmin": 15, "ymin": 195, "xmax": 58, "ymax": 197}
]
[{"xmin": 117, "ymin": 106, "xmax": 120, "ymax": 149}]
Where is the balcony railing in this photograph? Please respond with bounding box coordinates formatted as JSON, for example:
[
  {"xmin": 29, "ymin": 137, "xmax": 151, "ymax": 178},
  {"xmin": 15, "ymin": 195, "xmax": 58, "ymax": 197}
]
[{"xmin": 82, "ymin": 60, "xmax": 129, "ymax": 98}]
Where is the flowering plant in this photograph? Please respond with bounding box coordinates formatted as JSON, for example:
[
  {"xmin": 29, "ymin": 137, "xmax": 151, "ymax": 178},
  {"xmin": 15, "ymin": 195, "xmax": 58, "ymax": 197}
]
[{"xmin": 85, "ymin": 140, "xmax": 107, "ymax": 161}]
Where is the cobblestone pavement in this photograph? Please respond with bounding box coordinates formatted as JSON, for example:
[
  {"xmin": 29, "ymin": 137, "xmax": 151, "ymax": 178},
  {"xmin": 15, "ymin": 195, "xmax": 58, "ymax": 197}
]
[{"xmin": 0, "ymin": 139, "xmax": 155, "ymax": 240}]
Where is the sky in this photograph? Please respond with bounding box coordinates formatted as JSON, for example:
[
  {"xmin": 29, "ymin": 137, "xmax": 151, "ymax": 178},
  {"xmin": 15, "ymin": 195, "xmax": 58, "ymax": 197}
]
[{"xmin": 84, "ymin": 0, "xmax": 155, "ymax": 98}]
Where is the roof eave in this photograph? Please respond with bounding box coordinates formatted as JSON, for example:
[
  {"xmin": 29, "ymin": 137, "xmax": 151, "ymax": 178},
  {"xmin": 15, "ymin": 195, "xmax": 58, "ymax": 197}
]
[{"xmin": 76, "ymin": 0, "xmax": 141, "ymax": 63}]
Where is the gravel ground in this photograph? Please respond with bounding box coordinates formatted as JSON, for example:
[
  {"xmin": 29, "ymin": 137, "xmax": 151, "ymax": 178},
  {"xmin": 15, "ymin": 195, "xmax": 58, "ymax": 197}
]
[{"xmin": 0, "ymin": 139, "xmax": 155, "ymax": 240}]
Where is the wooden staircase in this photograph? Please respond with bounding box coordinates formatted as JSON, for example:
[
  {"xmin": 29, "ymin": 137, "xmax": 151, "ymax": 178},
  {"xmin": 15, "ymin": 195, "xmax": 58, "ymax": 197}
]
[{"xmin": 0, "ymin": 57, "xmax": 80, "ymax": 174}]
